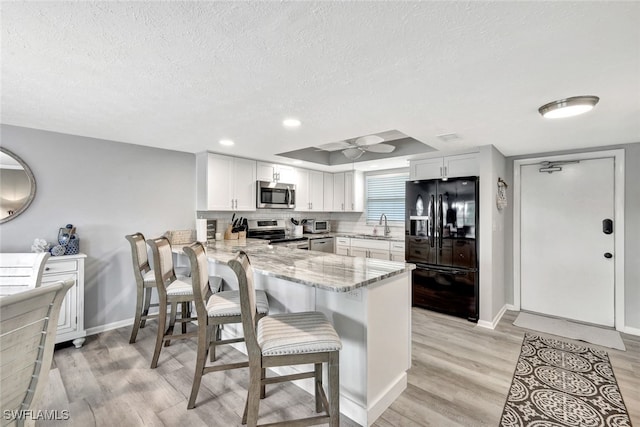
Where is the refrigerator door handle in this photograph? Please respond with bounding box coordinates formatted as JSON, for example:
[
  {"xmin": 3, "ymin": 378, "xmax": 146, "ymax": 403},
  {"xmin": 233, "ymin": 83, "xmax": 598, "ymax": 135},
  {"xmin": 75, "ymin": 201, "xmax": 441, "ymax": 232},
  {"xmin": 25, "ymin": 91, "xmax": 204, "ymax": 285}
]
[
  {"xmin": 429, "ymin": 195, "xmax": 435, "ymax": 248},
  {"xmin": 414, "ymin": 263, "xmax": 467, "ymax": 275},
  {"xmin": 437, "ymin": 194, "xmax": 443, "ymax": 249}
]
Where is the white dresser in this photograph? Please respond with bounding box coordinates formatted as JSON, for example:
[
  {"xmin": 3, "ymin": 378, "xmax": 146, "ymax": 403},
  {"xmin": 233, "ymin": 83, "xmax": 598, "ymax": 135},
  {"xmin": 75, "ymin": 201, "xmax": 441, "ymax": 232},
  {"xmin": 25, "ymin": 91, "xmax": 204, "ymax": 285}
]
[{"xmin": 41, "ymin": 253, "xmax": 87, "ymax": 348}]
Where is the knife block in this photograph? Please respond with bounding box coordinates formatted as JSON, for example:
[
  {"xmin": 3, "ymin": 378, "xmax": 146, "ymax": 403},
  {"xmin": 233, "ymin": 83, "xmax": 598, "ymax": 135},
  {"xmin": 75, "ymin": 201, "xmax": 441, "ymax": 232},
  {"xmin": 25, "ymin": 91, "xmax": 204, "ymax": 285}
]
[{"xmin": 224, "ymin": 225, "xmax": 238, "ymax": 240}]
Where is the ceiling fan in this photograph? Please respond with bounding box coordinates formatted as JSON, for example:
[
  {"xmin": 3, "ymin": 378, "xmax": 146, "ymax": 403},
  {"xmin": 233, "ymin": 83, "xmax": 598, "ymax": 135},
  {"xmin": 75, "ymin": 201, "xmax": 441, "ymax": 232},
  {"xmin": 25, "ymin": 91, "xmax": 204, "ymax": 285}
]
[{"xmin": 340, "ymin": 135, "xmax": 396, "ymax": 160}]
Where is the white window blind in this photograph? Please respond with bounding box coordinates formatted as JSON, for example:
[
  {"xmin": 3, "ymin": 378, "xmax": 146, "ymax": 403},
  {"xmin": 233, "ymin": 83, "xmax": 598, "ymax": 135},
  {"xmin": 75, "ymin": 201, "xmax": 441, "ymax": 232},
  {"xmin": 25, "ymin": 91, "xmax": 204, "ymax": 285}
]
[{"xmin": 366, "ymin": 173, "xmax": 408, "ymax": 222}]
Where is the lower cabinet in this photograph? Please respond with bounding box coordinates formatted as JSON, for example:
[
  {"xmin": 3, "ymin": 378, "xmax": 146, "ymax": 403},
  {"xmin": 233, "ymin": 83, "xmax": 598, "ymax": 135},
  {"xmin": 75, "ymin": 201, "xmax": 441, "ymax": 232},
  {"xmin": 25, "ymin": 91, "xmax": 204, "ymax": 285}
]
[
  {"xmin": 41, "ymin": 253, "xmax": 87, "ymax": 348},
  {"xmin": 335, "ymin": 238, "xmax": 406, "ymax": 261}
]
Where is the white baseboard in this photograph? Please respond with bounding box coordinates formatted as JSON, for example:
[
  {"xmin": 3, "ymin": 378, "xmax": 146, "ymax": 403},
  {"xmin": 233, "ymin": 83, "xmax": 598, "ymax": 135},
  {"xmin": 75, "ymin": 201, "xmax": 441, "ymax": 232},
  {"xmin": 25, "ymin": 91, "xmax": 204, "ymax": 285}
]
[
  {"xmin": 622, "ymin": 325, "xmax": 640, "ymax": 337},
  {"xmin": 505, "ymin": 304, "xmax": 517, "ymax": 311},
  {"xmin": 477, "ymin": 304, "xmax": 508, "ymax": 330}
]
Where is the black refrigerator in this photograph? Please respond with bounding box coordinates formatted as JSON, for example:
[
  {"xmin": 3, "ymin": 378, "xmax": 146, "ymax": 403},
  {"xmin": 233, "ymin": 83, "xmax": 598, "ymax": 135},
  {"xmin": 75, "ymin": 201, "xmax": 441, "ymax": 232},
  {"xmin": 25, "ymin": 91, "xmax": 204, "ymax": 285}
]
[{"xmin": 405, "ymin": 176, "xmax": 479, "ymax": 322}]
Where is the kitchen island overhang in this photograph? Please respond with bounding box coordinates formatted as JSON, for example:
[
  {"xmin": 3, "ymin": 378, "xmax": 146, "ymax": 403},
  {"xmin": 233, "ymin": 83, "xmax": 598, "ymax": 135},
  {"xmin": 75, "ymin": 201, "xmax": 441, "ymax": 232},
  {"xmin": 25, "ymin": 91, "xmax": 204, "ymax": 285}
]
[{"xmin": 174, "ymin": 241, "xmax": 414, "ymax": 426}]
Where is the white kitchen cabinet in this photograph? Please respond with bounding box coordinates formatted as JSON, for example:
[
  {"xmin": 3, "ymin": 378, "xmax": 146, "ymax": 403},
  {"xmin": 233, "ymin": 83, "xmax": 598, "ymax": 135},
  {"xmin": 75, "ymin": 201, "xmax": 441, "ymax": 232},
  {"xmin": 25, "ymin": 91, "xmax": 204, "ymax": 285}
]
[
  {"xmin": 295, "ymin": 169, "xmax": 324, "ymax": 211},
  {"xmin": 41, "ymin": 253, "xmax": 87, "ymax": 348},
  {"xmin": 410, "ymin": 152, "xmax": 478, "ymax": 180},
  {"xmin": 335, "ymin": 237, "xmax": 350, "ymax": 256},
  {"xmin": 390, "ymin": 241, "xmax": 406, "ymax": 262},
  {"xmin": 332, "ymin": 171, "xmax": 363, "ymax": 212},
  {"xmin": 350, "ymin": 238, "xmax": 391, "ymax": 260},
  {"xmin": 257, "ymin": 162, "xmax": 296, "ymax": 184},
  {"xmin": 323, "ymin": 173, "xmax": 334, "ymax": 211},
  {"xmin": 197, "ymin": 153, "xmax": 257, "ymax": 211}
]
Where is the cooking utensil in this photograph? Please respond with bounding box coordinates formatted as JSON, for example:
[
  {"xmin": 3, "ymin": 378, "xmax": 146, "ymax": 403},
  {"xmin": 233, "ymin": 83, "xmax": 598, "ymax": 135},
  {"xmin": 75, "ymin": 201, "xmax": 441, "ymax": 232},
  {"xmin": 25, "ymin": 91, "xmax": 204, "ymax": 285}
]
[{"xmin": 291, "ymin": 218, "xmax": 299, "ymax": 226}]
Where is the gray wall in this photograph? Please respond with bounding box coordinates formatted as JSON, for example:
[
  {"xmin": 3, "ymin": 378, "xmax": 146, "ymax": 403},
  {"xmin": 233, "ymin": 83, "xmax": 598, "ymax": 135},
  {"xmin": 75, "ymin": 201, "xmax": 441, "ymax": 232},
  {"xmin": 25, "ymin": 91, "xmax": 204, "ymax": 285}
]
[
  {"xmin": 0, "ymin": 125, "xmax": 196, "ymax": 331},
  {"xmin": 504, "ymin": 142, "xmax": 640, "ymax": 331}
]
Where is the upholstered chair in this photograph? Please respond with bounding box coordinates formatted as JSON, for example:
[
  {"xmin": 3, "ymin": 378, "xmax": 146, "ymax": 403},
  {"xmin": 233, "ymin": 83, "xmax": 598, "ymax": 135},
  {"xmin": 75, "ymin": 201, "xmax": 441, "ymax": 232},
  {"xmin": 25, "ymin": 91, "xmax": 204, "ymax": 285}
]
[
  {"xmin": 229, "ymin": 251, "xmax": 342, "ymax": 427},
  {"xmin": 183, "ymin": 242, "xmax": 269, "ymax": 409},
  {"xmin": 146, "ymin": 236, "xmax": 196, "ymax": 368},
  {"xmin": 0, "ymin": 279, "xmax": 73, "ymax": 426}
]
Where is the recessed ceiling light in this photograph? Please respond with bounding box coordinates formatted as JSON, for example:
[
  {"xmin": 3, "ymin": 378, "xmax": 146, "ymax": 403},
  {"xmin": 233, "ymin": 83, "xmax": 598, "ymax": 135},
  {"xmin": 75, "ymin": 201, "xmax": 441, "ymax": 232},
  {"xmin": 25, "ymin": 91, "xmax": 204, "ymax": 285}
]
[
  {"xmin": 283, "ymin": 118, "xmax": 301, "ymax": 128},
  {"xmin": 219, "ymin": 139, "xmax": 234, "ymax": 146},
  {"xmin": 538, "ymin": 96, "xmax": 599, "ymax": 119}
]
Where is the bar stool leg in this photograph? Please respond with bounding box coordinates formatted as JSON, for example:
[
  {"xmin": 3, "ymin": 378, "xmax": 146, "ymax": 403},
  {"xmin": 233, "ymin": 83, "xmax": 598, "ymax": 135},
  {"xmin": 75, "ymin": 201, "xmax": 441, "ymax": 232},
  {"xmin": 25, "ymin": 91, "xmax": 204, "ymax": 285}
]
[
  {"xmin": 129, "ymin": 284, "xmax": 145, "ymax": 344},
  {"xmin": 315, "ymin": 363, "xmax": 323, "ymax": 413},
  {"xmin": 329, "ymin": 351, "xmax": 340, "ymax": 427},
  {"xmin": 150, "ymin": 296, "xmax": 168, "ymax": 369},
  {"xmin": 140, "ymin": 287, "xmax": 153, "ymax": 328}
]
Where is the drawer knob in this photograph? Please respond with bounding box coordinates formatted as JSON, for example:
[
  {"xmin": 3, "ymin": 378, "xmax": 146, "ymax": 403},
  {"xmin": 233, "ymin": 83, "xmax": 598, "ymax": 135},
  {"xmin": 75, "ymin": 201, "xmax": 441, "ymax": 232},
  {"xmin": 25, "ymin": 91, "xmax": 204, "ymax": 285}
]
[{"xmin": 45, "ymin": 267, "xmax": 50, "ymax": 271}]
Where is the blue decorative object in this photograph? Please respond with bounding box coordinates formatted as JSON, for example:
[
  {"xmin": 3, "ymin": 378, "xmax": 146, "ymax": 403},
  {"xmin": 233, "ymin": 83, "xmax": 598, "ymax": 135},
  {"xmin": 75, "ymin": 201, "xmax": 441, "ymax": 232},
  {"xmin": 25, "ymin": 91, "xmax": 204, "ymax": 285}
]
[{"xmin": 55, "ymin": 224, "xmax": 80, "ymax": 255}]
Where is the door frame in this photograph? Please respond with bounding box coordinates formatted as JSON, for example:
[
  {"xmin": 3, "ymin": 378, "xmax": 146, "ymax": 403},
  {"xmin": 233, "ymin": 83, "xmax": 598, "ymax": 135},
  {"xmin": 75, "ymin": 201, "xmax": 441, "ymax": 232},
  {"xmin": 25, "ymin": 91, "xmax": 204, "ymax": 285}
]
[{"xmin": 513, "ymin": 149, "xmax": 625, "ymax": 330}]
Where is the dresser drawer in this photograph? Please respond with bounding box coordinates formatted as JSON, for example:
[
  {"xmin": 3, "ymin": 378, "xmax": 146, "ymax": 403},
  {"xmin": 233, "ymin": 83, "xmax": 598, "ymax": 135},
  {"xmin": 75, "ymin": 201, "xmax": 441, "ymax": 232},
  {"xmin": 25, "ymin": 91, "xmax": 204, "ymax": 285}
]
[{"xmin": 43, "ymin": 259, "xmax": 78, "ymax": 275}]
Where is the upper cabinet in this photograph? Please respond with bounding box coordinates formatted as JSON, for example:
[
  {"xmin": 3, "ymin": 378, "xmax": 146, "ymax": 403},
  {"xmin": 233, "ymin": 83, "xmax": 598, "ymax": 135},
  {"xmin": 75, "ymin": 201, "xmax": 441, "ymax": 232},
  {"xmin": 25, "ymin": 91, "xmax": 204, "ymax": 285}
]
[
  {"xmin": 323, "ymin": 173, "xmax": 334, "ymax": 212},
  {"xmin": 197, "ymin": 153, "xmax": 257, "ymax": 211},
  {"xmin": 331, "ymin": 171, "xmax": 363, "ymax": 212},
  {"xmin": 410, "ymin": 152, "xmax": 478, "ymax": 180},
  {"xmin": 257, "ymin": 162, "xmax": 296, "ymax": 184},
  {"xmin": 296, "ymin": 169, "xmax": 324, "ymax": 212}
]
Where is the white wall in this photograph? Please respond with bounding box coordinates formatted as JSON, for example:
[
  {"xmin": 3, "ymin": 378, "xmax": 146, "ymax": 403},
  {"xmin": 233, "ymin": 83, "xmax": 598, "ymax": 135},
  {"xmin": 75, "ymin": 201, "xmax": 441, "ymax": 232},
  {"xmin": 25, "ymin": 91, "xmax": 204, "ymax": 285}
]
[
  {"xmin": 478, "ymin": 145, "xmax": 507, "ymax": 326},
  {"xmin": 505, "ymin": 142, "xmax": 640, "ymax": 332},
  {"xmin": 0, "ymin": 125, "xmax": 196, "ymax": 331}
]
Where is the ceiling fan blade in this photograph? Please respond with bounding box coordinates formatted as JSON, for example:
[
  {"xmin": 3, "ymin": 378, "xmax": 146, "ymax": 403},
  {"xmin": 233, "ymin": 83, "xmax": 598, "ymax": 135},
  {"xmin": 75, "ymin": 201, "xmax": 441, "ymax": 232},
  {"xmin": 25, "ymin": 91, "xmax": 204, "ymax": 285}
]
[
  {"xmin": 364, "ymin": 143, "xmax": 395, "ymax": 153},
  {"xmin": 316, "ymin": 141, "xmax": 351, "ymax": 151},
  {"xmin": 354, "ymin": 135, "xmax": 385, "ymax": 146},
  {"xmin": 342, "ymin": 147, "xmax": 365, "ymax": 160}
]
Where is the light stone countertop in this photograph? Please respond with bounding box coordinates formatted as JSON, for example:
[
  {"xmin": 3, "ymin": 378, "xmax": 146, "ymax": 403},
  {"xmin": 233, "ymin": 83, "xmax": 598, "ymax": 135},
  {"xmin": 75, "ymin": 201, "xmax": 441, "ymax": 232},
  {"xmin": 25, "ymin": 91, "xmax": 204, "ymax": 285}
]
[{"xmin": 175, "ymin": 239, "xmax": 414, "ymax": 293}]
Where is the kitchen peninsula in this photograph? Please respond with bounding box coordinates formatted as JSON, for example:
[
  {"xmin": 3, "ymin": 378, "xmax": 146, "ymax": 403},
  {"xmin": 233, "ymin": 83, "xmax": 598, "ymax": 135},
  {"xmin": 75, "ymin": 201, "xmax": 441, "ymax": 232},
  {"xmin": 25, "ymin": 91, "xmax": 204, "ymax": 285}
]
[{"xmin": 175, "ymin": 240, "xmax": 414, "ymax": 426}]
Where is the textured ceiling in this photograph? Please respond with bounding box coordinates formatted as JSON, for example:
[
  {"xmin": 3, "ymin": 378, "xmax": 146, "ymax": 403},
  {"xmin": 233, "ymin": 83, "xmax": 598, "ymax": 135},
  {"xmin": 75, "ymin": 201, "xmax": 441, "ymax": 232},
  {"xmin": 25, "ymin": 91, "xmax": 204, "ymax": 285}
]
[{"xmin": 2, "ymin": 1, "xmax": 639, "ymax": 171}]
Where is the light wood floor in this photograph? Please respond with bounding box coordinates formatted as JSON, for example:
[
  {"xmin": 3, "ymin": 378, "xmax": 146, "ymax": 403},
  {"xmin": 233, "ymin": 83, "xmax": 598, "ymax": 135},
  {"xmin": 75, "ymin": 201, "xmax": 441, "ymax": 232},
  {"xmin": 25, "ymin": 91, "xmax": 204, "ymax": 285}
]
[{"xmin": 38, "ymin": 309, "xmax": 639, "ymax": 426}]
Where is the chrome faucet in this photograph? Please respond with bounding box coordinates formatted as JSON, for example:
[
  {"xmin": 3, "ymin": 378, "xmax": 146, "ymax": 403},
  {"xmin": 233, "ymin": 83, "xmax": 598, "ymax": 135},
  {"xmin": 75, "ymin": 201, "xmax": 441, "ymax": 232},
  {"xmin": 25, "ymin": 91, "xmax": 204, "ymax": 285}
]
[{"xmin": 379, "ymin": 213, "xmax": 391, "ymax": 237}]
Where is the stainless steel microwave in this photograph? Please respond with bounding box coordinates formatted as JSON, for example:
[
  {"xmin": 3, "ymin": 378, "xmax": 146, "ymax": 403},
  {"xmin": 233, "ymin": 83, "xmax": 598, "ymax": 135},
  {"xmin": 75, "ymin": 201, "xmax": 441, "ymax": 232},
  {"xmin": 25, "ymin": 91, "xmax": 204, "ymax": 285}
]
[
  {"xmin": 257, "ymin": 181, "xmax": 295, "ymax": 209},
  {"xmin": 303, "ymin": 219, "xmax": 330, "ymax": 234}
]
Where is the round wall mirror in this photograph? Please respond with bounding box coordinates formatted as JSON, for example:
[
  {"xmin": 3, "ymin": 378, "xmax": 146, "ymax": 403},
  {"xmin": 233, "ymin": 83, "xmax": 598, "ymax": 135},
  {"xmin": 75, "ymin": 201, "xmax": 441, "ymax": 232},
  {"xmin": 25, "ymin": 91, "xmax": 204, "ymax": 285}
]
[{"xmin": 0, "ymin": 147, "xmax": 37, "ymax": 224}]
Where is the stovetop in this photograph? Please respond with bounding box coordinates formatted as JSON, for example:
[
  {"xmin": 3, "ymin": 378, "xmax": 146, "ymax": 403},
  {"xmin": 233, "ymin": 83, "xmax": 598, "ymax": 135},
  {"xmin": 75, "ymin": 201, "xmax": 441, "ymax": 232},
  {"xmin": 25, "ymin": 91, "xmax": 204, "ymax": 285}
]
[{"xmin": 246, "ymin": 219, "xmax": 307, "ymax": 244}]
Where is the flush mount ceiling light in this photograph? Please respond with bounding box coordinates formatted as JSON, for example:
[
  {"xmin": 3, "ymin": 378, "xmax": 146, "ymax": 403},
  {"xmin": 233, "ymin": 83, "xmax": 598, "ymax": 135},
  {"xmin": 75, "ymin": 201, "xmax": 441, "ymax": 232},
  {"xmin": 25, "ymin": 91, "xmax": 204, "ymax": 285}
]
[
  {"xmin": 283, "ymin": 118, "xmax": 301, "ymax": 128},
  {"xmin": 341, "ymin": 135, "xmax": 395, "ymax": 160},
  {"xmin": 219, "ymin": 139, "xmax": 234, "ymax": 146},
  {"xmin": 538, "ymin": 95, "xmax": 599, "ymax": 119}
]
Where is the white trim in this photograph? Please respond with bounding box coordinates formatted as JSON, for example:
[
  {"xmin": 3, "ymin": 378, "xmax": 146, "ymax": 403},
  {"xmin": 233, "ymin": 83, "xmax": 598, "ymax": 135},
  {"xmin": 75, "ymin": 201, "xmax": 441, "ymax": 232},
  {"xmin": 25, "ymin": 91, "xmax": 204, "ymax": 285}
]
[
  {"xmin": 622, "ymin": 325, "xmax": 640, "ymax": 337},
  {"xmin": 513, "ymin": 149, "xmax": 625, "ymax": 331},
  {"xmin": 505, "ymin": 304, "xmax": 518, "ymax": 312},
  {"xmin": 477, "ymin": 304, "xmax": 508, "ymax": 329}
]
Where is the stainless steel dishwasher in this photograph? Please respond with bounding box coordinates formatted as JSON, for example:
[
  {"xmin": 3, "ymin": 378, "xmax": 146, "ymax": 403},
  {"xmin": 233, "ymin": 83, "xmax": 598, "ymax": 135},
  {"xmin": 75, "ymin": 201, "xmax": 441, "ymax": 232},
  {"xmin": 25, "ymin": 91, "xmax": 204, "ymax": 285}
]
[{"xmin": 309, "ymin": 237, "xmax": 334, "ymax": 253}]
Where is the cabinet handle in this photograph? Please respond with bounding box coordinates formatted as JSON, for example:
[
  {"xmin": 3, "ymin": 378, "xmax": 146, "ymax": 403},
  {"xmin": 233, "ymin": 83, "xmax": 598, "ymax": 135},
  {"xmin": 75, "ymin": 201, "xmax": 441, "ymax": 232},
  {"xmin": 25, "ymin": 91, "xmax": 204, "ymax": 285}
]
[
  {"xmin": 341, "ymin": 203, "xmax": 344, "ymax": 211},
  {"xmin": 231, "ymin": 199, "xmax": 234, "ymax": 208},
  {"xmin": 440, "ymin": 166, "xmax": 443, "ymax": 177},
  {"xmin": 45, "ymin": 267, "xmax": 50, "ymax": 271},
  {"xmin": 444, "ymin": 166, "xmax": 448, "ymax": 177},
  {"xmin": 310, "ymin": 202, "xmax": 313, "ymax": 210}
]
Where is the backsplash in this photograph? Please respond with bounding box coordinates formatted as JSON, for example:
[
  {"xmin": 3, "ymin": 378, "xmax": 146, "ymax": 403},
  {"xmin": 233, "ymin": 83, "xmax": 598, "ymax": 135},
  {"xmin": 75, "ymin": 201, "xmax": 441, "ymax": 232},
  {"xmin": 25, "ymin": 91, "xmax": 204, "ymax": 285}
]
[{"xmin": 197, "ymin": 210, "xmax": 404, "ymax": 239}]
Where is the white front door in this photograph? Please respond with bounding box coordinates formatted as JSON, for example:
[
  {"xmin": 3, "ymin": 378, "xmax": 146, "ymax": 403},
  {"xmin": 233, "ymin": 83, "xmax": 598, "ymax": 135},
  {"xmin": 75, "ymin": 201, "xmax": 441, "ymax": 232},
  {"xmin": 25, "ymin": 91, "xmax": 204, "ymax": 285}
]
[{"xmin": 520, "ymin": 157, "xmax": 615, "ymax": 326}]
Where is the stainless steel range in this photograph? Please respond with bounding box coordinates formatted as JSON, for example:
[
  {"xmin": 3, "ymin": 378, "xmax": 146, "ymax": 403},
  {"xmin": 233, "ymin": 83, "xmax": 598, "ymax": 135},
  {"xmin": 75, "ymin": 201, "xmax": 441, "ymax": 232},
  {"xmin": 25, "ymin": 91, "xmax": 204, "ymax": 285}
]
[{"xmin": 247, "ymin": 219, "xmax": 309, "ymax": 249}]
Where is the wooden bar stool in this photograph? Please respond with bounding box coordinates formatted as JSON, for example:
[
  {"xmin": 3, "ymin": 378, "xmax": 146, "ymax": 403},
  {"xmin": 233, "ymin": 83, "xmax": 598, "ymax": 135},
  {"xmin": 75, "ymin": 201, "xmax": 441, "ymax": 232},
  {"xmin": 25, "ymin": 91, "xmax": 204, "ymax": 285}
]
[
  {"xmin": 229, "ymin": 251, "xmax": 342, "ymax": 427},
  {"xmin": 147, "ymin": 236, "xmax": 196, "ymax": 368},
  {"xmin": 125, "ymin": 233, "xmax": 160, "ymax": 344},
  {"xmin": 183, "ymin": 242, "xmax": 270, "ymax": 409}
]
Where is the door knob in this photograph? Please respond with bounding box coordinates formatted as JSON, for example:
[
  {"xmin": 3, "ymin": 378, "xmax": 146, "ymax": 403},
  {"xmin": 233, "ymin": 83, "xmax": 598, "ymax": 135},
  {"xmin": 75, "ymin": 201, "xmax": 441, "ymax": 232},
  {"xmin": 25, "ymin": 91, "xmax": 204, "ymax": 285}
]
[{"xmin": 604, "ymin": 252, "xmax": 613, "ymax": 259}]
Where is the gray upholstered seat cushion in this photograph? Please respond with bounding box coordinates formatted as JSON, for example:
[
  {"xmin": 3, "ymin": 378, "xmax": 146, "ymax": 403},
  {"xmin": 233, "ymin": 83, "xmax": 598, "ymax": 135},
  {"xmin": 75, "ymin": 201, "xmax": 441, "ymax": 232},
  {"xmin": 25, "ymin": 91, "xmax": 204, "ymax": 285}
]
[
  {"xmin": 206, "ymin": 289, "xmax": 269, "ymax": 317},
  {"xmin": 257, "ymin": 311, "xmax": 342, "ymax": 356},
  {"xmin": 166, "ymin": 277, "xmax": 193, "ymax": 296}
]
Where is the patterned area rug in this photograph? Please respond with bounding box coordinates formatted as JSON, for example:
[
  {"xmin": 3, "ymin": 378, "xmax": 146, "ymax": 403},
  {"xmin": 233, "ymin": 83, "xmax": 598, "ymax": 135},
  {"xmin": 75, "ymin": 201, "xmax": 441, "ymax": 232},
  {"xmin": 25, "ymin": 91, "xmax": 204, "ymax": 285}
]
[{"xmin": 500, "ymin": 333, "xmax": 631, "ymax": 427}]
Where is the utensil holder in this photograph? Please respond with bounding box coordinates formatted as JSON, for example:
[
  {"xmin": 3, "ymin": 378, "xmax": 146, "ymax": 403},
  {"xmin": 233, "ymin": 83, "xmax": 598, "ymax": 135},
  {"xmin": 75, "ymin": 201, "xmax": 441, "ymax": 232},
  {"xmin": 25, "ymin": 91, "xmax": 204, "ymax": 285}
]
[{"xmin": 224, "ymin": 225, "xmax": 238, "ymax": 240}]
